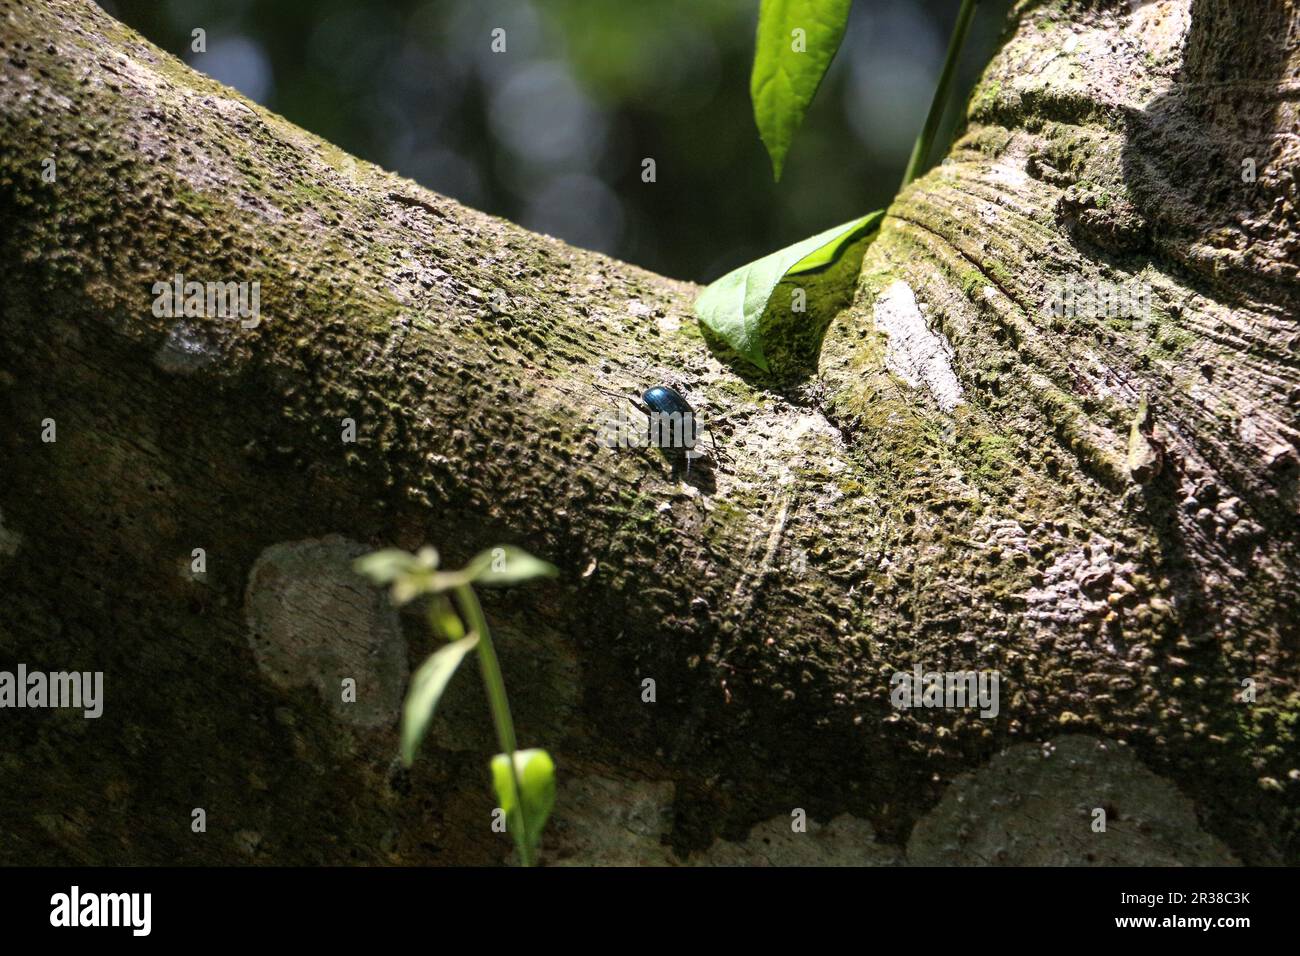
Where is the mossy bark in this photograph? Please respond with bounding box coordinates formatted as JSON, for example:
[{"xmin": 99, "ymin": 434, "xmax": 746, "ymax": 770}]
[{"xmin": 0, "ymin": 0, "xmax": 1296, "ymax": 864}]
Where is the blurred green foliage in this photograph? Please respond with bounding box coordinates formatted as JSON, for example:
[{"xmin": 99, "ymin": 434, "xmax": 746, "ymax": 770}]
[{"xmin": 105, "ymin": 0, "xmax": 1010, "ymax": 282}]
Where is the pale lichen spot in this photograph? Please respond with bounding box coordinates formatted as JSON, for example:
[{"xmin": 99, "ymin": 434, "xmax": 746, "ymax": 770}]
[
  {"xmin": 986, "ymin": 159, "xmax": 1028, "ymax": 191},
  {"xmin": 244, "ymin": 535, "xmax": 408, "ymax": 728},
  {"xmin": 153, "ymin": 322, "xmax": 223, "ymax": 375},
  {"xmin": 540, "ymin": 775, "xmax": 677, "ymax": 866},
  {"xmin": 692, "ymin": 813, "xmax": 901, "ymax": 866},
  {"xmin": 537, "ymin": 775, "xmax": 900, "ymax": 866},
  {"xmin": 0, "ymin": 508, "xmax": 22, "ymax": 561},
  {"xmin": 1125, "ymin": 0, "xmax": 1192, "ymax": 62},
  {"xmin": 872, "ymin": 280, "xmax": 964, "ymax": 412},
  {"xmin": 908, "ymin": 735, "xmax": 1238, "ymax": 865}
]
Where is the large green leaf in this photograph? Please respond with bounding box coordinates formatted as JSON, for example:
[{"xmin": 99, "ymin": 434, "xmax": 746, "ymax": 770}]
[
  {"xmin": 491, "ymin": 748, "xmax": 557, "ymax": 856},
  {"xmin": 694, "ymin": 209, "xmax": 883, "ymax": 370},
  {"xmin": 400, "ymin": 635, "xmax": 479, "ymax": 767},
  {"xmin": 751, "ymin": 0, "xmax": 854, "ymax": 180},
  {"xmin": 788, "ymin": 209, "xmax": 882, "ymax": 274}
]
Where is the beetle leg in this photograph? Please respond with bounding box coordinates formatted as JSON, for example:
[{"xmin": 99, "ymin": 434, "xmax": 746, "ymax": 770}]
[
  {"xmin": 593, "ymin": 383, "xmax": 648, "ymax": 411},
  {"xmin": 706, "ymin": 427, "xmax": 734, "ymax": 466}
]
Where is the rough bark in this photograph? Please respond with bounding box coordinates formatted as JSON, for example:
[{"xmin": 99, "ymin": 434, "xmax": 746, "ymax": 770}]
[{"xmin": 0, "ymin": 0, "xmax": 1296, "ymax": 865}]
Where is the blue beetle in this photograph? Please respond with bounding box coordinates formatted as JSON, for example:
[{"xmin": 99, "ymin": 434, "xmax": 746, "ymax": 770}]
[{"xmin": 597, "ymin": 382, "xmax": 726, "ymax": 474}]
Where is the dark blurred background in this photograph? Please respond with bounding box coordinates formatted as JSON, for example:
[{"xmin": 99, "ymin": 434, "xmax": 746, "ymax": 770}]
[{"xmin": 102, "ymin": 0, "xmax": 1012, "ymax": 283}]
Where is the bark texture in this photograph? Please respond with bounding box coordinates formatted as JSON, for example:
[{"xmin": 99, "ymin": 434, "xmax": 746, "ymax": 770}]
[{"xmin": 0, "ymin": 0, "xmax": 1296, "ymax": 865}]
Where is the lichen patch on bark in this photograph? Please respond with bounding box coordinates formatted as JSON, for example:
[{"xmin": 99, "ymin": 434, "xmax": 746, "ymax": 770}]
[
  {"xmin": 872, "ymin": 280, "xmax": 965, "ymax": 412},
  {"xmin": 907, "ymin": 735, "xmax": 1238, "ymax": 866},
  {"xmin": 244, "ymin": 535, "xmax": 407, "ymax": 728},
  {"xmin": 540, "ymin": 773, "xmax": 901, "ymax": 866},
  {"xmin": 153, "ymin": 321, "xmax": 225, "ymax": 375}
]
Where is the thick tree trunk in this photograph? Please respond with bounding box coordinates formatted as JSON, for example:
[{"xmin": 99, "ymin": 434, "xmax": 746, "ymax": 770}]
[{"xmin": 0, "ymin": 0, "xmax": 1295, "ymax": 865}]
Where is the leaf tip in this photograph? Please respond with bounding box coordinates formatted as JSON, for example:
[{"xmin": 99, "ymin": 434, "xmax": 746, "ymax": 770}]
[{"xmin": 769, "ymin": 150, "xmax": 785, "ymax": 182}]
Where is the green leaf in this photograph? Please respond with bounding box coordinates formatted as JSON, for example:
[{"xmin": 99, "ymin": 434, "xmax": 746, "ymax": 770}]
[
  {"xmin": 694, "ymin": 210, "xmax": 883, "ymax": 370},
  {"xmin": 355, "ymin": 547, "xmax": 441, "ymax": 605},
  {"xmin": 400, "ymin": 635, "xmax": 479, "ymax": 767},
  {"xmin": 427, "ymin": 595, "xmax": 466, "ymax": 642},
  {"xmin": 788, "ymin": 209, "xmax": 883, "ymax": 274},
  {"xmin": 390, "ymin": 572, "xmax": 434, "ymax": 605},
  {"xmin": 353, "ymin": 548, "xmax": 422, "ymax": 585},
  {"xmin": 491, "ymin": 748, "xmax": 557, "ymax": 855},
  {"xmin": 751, "ymin": 0, "xmax": 854, "ymax": 180},
  {"xmin": 465, "ymin": 546, "xmax": 558, "ymax": 587}
]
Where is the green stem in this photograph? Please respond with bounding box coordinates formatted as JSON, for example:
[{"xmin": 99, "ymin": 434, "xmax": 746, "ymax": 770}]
[
  {"xmin": 454, "ymin": 584, "xmax": 531, "ymax": 867},
  {"xmin": 900, "ymin": 0, "xmax": 980, "ymax": 190}
]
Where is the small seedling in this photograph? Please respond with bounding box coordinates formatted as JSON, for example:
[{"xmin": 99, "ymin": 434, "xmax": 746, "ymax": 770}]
[{"xmin": 355, "ymin": 544, "xmax": 558, "ymax": 867}]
